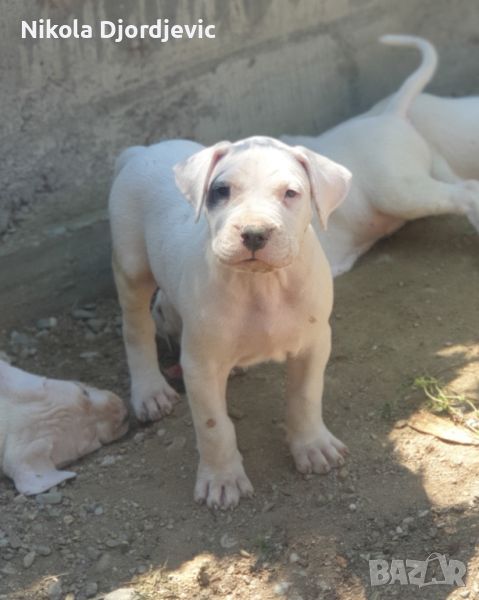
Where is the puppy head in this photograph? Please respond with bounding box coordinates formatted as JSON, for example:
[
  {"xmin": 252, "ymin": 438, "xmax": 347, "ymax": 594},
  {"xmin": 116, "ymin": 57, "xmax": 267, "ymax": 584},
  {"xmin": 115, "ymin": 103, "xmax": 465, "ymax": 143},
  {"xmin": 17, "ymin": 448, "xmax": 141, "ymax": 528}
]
[
  {"xmin": 77, "ymin": 384, "xmax": 129, "ymax": 444},
  {"xmin": 174, "ymin": 136, "xmax": 351, "ymax": 271}
]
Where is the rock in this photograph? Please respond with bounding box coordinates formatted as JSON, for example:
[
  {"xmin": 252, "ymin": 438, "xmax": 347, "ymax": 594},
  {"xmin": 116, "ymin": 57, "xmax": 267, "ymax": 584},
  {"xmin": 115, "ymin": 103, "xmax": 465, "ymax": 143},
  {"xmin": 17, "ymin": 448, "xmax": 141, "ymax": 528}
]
[
  {"xmin": 100, "ymin": 455, "xmax": 118, "ymax": 467},
  {"xmin": 133, "ymin": 432, "xmax": 146, "ymax": 444},
  {"xmin": 166, "ymin": 436, "xmax": 186, "ymax": 453},
  {"xmin": 80, "ymin": 351, "xmax": 101, "ymax": 361},
  {"xmin": 36, "ymin": 544, "xmax": 52, "ymax": 556},
  {"xmin": 86, "ymin": 319, "xmax": 106, "ymax": 333},
  {"xmin": 23, "ymin": 550, "xmax": 36, "ymax": 568},
  {"xmin": 95, "ymin": 553, "xmax": 112, "ymax": 573},
  {"xmin": 220, "ymin": 533, "xmax": 238, "ymax": 549},
  {"xmin": 36, "ymin": 317, "xmax": 58, "ymax": 330},
  {"xmin": 72, "ymin": 308, "xmax": 96, "ymax": 320},
  {"xmin": 104, "ymin": 589, "xmax": 139, "ymax": 600},
  {"xmin": 94, "ymin": 505, "xmax": 104, "ymax": 516},
  {"xmin": 273, "ymin": 581, "xmax": 291, "ymax": 595},
  {"xmin": 47, "ymin": 579, "xmax": 62, "ymax": 600},
  {"xmin": 349, "ymin": 503, "xmax": 357, "ymax": 512},
  {"xmin": 86, "ymin": 546, "xmax": 101, "ymax": 561},
  {"xmin": 85, "ymin": 582, "xmax": 98, "ymax": 598},
  {"xmin": 8, "ymin": 533, "xmax": 22, "ymax": 549},
  {"xmin": 289, "ymin": 552, "xmax": 300, "ymax": 563},
  {"xmin": 36, "ymin": 490, "xmax": 63, "ymax": 505},
  {"xmin": 1, "ymin": 564, "xmax": 16, "ymax": 576}
]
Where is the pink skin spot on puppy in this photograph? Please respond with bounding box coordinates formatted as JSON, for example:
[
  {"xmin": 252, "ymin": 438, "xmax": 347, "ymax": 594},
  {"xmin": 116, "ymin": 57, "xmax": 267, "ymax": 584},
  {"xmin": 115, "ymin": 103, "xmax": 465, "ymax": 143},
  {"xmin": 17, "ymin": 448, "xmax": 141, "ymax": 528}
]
[
  {"xmin": 308, "ymin": 315, "xmax": 317, "ymax": 324},
  {"xmin": 206, "ymin": 418, "xmax": 216, "ymax": 428}
]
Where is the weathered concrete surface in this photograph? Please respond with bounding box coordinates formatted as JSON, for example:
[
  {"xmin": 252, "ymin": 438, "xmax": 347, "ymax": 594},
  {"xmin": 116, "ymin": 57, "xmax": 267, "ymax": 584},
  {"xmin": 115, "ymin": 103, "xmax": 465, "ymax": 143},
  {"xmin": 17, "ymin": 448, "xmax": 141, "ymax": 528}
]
[{"xmin": 1, "ymin": 0, "xmax": 478, "ymax": 324}]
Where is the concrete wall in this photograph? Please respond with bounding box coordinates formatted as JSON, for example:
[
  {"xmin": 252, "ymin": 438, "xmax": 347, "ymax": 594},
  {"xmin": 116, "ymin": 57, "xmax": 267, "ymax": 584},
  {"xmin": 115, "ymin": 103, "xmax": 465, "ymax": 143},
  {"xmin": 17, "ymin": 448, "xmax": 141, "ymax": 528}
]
[{"xmin": 1, "ymin": 0, "xmax": 478, "ymax": 323}]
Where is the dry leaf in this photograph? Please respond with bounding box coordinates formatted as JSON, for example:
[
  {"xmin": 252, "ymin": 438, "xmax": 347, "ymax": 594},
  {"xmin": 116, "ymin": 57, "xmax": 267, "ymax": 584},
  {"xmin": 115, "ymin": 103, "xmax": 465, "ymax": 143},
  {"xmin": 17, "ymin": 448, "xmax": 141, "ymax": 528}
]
[{"xmin": 408, "ymin": 411, "xmax": 479, "ymax": 446}]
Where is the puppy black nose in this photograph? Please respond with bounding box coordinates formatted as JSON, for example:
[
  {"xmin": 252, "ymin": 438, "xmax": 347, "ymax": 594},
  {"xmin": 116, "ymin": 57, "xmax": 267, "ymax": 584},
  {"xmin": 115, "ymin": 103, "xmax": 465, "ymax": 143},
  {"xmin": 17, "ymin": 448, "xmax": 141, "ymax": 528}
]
[{"xmin": 241, "ymin": 227, "xmax": 270, "ymax": 252}]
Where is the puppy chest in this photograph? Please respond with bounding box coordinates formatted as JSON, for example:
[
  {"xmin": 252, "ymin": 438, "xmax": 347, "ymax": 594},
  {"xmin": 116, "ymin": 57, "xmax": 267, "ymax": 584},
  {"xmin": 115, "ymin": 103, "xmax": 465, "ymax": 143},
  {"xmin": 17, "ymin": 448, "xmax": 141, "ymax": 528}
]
[{"xmin": 233, "ymin": 301, "xmax": 318, "ymax": 366}]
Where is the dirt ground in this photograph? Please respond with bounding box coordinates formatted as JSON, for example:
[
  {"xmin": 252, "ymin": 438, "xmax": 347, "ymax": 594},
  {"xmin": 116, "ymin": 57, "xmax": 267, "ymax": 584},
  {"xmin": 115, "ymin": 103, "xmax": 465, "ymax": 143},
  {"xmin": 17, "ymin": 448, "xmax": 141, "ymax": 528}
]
[{"xmin": 1, "ymin": 214, "xmax": 479, "ymax": 600}]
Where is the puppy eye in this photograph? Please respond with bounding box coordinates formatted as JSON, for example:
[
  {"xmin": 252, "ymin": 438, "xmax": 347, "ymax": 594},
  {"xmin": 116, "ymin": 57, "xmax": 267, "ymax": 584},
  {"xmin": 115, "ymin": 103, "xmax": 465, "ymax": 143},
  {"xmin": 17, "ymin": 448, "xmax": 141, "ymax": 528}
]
[
  {"xmin": 214, "ymin": 185, "xmax": 230, "ymax": 199},
  {"xmin": 285, "ymin": 189, "xmax": 299, "ymax": 199},
  {"xmin": 207, "ymin": 184, "xmax": 231, "ymax": 209}
]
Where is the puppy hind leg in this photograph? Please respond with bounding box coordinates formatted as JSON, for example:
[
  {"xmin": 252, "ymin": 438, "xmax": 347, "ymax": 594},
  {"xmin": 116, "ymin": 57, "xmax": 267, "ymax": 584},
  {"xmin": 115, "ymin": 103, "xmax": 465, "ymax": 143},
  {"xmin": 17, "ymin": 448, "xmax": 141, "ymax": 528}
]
[
  {"xmin": 113, "ymin": 259, "xmax": 179, "ymax": 422},
  {"xmin": 377, "ymin": 177, "xmax": 479, "ymax": 225}
]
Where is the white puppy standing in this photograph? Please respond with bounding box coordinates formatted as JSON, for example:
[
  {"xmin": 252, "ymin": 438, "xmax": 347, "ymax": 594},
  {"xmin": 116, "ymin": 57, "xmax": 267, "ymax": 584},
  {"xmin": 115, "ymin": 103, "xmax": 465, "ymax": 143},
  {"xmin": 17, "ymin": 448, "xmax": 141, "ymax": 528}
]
[
  {"xmin": 109, "ymin": 136, "xmax": 351, "ymax": 509},
  {"xmin": 283, "ymin": 35, "xmax": 479, "ymax": 276},
  {"xmin": 0, "ymin": 360, "xmax": 128, "ymax": 495}
]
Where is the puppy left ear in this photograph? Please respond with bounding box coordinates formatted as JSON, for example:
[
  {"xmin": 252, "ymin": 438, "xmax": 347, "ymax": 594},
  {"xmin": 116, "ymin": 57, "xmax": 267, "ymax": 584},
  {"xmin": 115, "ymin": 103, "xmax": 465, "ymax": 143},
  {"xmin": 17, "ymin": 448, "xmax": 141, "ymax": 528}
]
[
  {"xmin": 292, "ymin": 146, "xmax": 352, "ymax": 230},
  {"xmin": 174, "ymin": 141, "xmax": 231, "ymax": 222}
]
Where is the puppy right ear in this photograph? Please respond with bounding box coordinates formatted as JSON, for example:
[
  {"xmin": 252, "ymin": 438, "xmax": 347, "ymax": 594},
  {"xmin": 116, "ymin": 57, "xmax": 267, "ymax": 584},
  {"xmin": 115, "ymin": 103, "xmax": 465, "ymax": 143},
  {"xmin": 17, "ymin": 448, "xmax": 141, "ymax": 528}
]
[{"xmin": 174, "ymin": 141, "xmax": 231, "ymax": 222}]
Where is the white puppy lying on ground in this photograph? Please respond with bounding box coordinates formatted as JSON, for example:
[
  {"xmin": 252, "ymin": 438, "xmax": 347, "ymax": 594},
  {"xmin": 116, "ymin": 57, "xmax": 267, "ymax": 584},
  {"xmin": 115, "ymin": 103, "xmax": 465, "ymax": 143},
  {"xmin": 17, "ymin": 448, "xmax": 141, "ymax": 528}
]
[
  {"xmin": 283, "ymin": 35, "xmax": 479, "ymax": 276},
  {"xmin": 371, "ymin": 39, "xmax": 479, "ymax": 181},
  {"xmin": 0, "ymin": 360, "xmax": 128, "ymax": 495},
  {"xmin": 109, "ymin": 136, "xmax": 351, "ymax": 508}
]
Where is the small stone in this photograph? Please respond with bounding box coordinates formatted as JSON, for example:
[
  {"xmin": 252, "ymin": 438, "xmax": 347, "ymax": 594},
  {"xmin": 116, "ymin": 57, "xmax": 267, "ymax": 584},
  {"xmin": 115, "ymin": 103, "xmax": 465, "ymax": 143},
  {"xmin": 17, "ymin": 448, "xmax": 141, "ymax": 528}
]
[
  {"xmin": 166, "ymin": 436, "xmax": 186, "ymax": 453},
  {"xmin": 85, "ymin": 582, "xmax": 98, "ymax": 598},
  {"xmin": 80, "ymin": 351, "xmax": 101, "ymax": 360},
  {"xmin": 96, "ymin": 553, "xmax": 112, "ymax": 573},
  {"xmin": 104, "ymin": 590, "xmax": 139, "ymax": 600},
  {"xmin": 47, "ymin": 579, "xmax": 62, "ymax": 600},
  {"xmin": 273, "ymin": 581, "xmax": 291, "ymax": 595},
  {"xmin": 156, "ymin": 428, "xmax": 166, "ymax": 438},
  {"xmin": 86, "ymin": 319, "xmax": 106, "ymax": 333},
  {"xmin": 338, "ymin": 467, "xmax": 349, "ymax": 480},
  {"xmin": 136, "ymin": 565, "xmax": 147, "ymax": 574},
  {"xmin": 23, "ymin": 551, "xmax": 36, "ymax": 568},
  {"xmin": 220, "ymin": 533, "xmax": 238, "ymax": 549},
  {"xmin": 36, "ymin": 317, "xmax": 58, "ymax": 330},
  {"xmin": 72, "ymin": 308, "xmax": 96, "ymax": 320},
  {"xmin": 289, "ymin": 552, "xmax": 300, "ymax": 563},
  {"xmin": 13, "ymin": 494, "xmax": 27, "ymax": 504},
  {"xmin": 8, "ymin": 533, "xmax": 21, "ymax": 549},
  {"xmin": 133, "ymin": 432, "xmax": 146, "ymax": 444},
  {"xmin": 394, "ymin": 419, "xmax": 408, "ymax": 429},
  {"xmin": 94, "ymin": 505, "xmax": 104, "ymax": 516},
  {"xmin": 36, "ymin": 490, "xmax": 63, "ymax": 505},
  {"xmin": 63, "ymin": 515, "xmax": 74, "ymax": 526},
  {"xmin": 228, "ymin": 407, "xmax": 244, "ymax": 420},
  {"xmin": 36, "ymin": 544, "xmax": 52, "ymax": 556},
  {"xmin": 1, "ymin": 564, "xmax": 16, "ymax": 576},
  {"xmin": 64, "ymin": 594, "xmax": 75, "ymax": 600},
  {"xmin": 100, "ymin": 455, "xmax": 118, "ymax": 467},
  {"xmin": 349, "ymin": 503, "xmax": 357, "ymax": 512}
]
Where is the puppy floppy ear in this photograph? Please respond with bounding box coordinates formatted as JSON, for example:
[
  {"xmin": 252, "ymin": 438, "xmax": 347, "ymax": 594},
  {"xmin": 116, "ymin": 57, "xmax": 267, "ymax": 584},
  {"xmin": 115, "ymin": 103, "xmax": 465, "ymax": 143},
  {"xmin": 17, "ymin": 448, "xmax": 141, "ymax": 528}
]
[
  {"xmin": 292, "ymin": 146, "xmax": 352, "ymax": 230},
  {"xmin": 174, "ymin": 141, "xmax": 231, "ymax": 222}
]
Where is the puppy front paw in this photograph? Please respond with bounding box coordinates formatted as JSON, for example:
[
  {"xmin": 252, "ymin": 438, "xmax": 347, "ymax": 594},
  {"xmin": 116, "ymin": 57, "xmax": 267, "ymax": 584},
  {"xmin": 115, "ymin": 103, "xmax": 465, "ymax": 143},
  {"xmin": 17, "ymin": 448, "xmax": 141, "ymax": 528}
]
[
  {"xmin": 131, "ymin": 376, "xmax": 179, "ymax": 422},
  {"xmin": 289, "ymin": 424, "xmax": 348, "ymax": 475},
  {"xmin": 194, "ymin": 457, "xmax": 254, "ymax": 509}
]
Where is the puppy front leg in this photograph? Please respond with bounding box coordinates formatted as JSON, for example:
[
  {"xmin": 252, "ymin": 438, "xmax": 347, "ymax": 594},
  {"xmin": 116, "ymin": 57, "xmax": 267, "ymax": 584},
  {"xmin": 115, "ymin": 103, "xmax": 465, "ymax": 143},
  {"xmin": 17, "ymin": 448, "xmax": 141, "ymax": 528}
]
[
  {"xmin": 181, "ymin": 349, "xmax": 253, "ymax": 509},
  {"xmin": 113, "ymin": 260, "xmax": 178, "ymax": 422},
  {"xmin": 286, "ymin": 327, "xmax": 347, "ymax": 474}
]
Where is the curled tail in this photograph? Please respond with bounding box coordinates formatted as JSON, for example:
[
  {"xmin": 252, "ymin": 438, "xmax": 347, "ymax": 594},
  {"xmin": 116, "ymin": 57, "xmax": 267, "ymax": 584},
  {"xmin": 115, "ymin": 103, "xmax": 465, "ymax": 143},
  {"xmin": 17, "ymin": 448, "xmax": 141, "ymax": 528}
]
[{"xmin": 379, "ymin": 34, "xmax": 438, "ymax": 117}]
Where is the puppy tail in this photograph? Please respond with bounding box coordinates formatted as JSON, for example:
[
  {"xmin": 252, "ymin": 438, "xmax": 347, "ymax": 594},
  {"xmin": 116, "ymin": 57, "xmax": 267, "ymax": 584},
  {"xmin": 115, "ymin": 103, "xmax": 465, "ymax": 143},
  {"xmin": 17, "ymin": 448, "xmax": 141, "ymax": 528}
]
[
  {"xmin": 379, "ymin": 34, "xmax": 438, "ymax": 118},
  {"xmin": 113, "ymin": 146, "xmax": 145, "ymax": 178}
]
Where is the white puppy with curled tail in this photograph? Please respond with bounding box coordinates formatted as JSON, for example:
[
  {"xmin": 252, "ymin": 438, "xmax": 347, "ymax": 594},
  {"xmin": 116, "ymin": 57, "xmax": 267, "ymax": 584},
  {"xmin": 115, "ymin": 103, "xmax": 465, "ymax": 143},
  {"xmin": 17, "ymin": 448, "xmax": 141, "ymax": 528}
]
[
  {"xmin": 0, "ymin": 360, "xmax": 129, "ymax": 495},
  {"xmin": 370, "ymin": 37, "xmax": 479, "ymax": 181},
  {"xmin": 109, "ymin": 135, "xmax": 351, "ymax": 509},
  {"xmin": 283, "ymin": 35, "xmax": 479, "ymax": 276}
]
